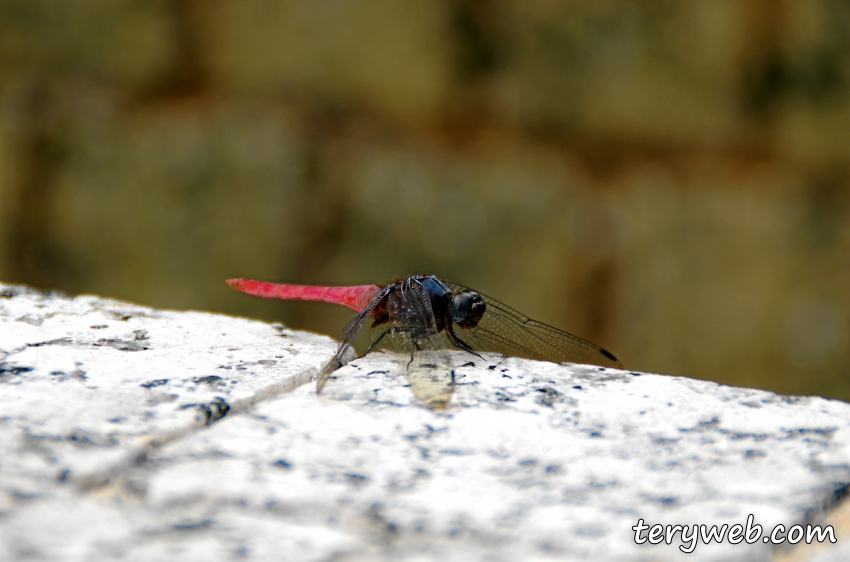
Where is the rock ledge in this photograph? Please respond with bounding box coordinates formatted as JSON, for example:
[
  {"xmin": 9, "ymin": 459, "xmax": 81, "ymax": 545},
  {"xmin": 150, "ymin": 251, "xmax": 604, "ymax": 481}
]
[{"xmin": 1, "ymin": 283, "xmax": 849, "ymax": 561}]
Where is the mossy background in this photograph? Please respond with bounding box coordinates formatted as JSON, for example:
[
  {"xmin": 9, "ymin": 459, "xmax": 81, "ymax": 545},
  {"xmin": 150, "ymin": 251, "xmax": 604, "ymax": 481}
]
[{"xmin": 1, "ymin": 1, "xmax": 848, "ymax": 398}]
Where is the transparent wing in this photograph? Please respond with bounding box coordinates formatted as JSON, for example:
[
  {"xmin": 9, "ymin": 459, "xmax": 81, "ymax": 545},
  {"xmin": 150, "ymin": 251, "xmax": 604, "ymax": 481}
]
[
  {"xmin": 444, "ymin": 282, "xmax": 622, "ymax": 369},
  {"xmin": 367, "ymin": 280, "xmax": 455, "ymax": 408},
  {"xmin": 369, "ymin": 322, "xmax": 455, "ymax": 408},
  {"xmin": 316, "ymin": 285, "xmax": 393, "ymax": 393}
]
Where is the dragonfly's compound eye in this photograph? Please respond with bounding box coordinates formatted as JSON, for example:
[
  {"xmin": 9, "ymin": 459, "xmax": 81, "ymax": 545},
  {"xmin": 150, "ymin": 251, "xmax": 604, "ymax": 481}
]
[{"xmin": 451, "ymin": 291, "xmax": 486, "ymax": 328}]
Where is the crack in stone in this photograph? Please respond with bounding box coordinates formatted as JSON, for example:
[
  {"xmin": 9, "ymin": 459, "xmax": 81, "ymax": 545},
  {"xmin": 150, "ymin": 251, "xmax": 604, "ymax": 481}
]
[{"xmin": 73, "ymin": 366, "xmax": 317, "ymax": 497}]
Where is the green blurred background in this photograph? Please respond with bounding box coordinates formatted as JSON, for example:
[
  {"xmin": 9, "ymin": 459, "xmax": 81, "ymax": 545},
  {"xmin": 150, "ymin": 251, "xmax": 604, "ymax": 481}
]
[{"xmin": 0, "ymin": 1, "xmax": 848, "ymax": 398}]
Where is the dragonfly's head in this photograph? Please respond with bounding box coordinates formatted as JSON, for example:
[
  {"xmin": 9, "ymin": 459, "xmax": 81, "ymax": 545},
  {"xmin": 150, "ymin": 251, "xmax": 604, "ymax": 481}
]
[{"xmin": 451, "ymin": 290, "xmax": 485, "ymax": 329}]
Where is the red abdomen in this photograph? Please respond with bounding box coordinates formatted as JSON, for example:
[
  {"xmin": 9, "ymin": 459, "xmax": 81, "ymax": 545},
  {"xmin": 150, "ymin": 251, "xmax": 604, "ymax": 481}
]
[{"xmin": 226, "ymin": 278, "xmax": 381, "ymax": 312}]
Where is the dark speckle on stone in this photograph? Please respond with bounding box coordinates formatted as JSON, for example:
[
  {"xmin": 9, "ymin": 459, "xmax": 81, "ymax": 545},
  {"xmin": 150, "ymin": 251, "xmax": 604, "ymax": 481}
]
[
  {"xmin": 172, "ymin": 519, "xmax": 213, "ymax": 531},
  {"xmin": 66, "ymin": 431, "xmax": 117, "ymax": 447},
  {"xmin": 90, "ymin": 325, "xmax": 108, "ymax": 329},
  {"xmin": 630, "ymin": 372, "xmax": 641, "ymax": 376},
  {"xmin": 786, "ymin": 427, "xmax": 836, "ymax": 438},
  {"xmin": 439, "ymin": 449, "xmax": 464, "ymax": 455},
  {"xmin": 140, "ymin": 379, "xmax": 169, "ymax": 389},
  {"xmin": 829, "ymin": 483, "xmax": 850, "ymax": 507},
  {"xmin": 257, "ymin": 359, "xmax": 276, "ymax": 366},
  {"xmin": 745, "ymin": 449, "xmax": 767, "ymax": 459},
  {"xmin": 93, "ymin": 338, "xmax": 146, "ymax": 352},
  {"xmin": 1, "ymin": 362, "xmax": 34, "ymax": 376},
  {"xmin": 719, "ymin": 430, "xmax": 769, "ymax": 442},
  {"xmin": 193, "ymin": 375, "xmax": 224, "ymax": 386},
  {"xmin": 185, "ymin": 397, "xmax": 231, "ymax": 425},
  {"xmin": 51, "ymin": 369, "xmax": 86, "ymax": 381},
  {"xmin": 345, "ymin": 472, "xmax": 370, "ymax": 485},
  {"xmin": 366, "ymin": 503, "xmax": 397, "ymax": 536},
  {"xmin": 573, "ymin": 385, "xmax": 582, "ymax": 390},
  {"xmin": 28, "ymin": 337, "xmax": 73, "ymax": 347},
  {"xmin": 536, "ymin": 387, "xmax": 561, "ymax": 407},
  {"xmin": 488, "ymin": 365, "xmax": 497, "ymax": 370},
  {"xmin": 462, "ymin": 361, "xmax": 475, "ymax": 367},
  {"xmin": 272, "ymin": 459, "xmax": 292, "ymax": 470},
  {"xmin": 678, "ymin": 417, "xmax": 721, "ymax": 433},
  {"xmin": 206, "ymin": 398, "xmax": 230, "ymax": 423}
]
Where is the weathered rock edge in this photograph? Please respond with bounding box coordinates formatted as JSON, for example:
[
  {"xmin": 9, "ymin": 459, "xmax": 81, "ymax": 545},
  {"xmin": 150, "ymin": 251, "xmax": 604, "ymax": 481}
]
[{"xmin": 1, "ymin": 282, "xmax": 849, "ymax": 562}]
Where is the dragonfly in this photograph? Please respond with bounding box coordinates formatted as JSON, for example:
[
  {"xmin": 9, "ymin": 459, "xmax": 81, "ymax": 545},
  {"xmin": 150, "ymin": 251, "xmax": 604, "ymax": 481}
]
[{"xmin": 227, "ymin": 275, "xmax": 621, "ymax": 408}]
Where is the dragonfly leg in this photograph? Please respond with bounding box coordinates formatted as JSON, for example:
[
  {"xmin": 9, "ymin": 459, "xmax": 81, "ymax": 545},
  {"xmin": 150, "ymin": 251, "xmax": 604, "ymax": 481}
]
[
  {"xmin": 445, "ymin": 319, "xmax": 483, "ymax": 359},
  {"xmin": 362, "ymin": 328, "xmax": 391, "ymax": 356},
  {"xmin": 405, "ymin": 333, "xmax": 428, "ymax": 368},
  {"xmin": 363, "ymin": 323, "xmax": 413, "ymax": 356}
]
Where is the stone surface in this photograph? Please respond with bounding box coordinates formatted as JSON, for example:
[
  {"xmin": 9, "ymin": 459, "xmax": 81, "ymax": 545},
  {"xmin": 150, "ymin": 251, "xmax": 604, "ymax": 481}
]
[{"xmin": 2, "ymin": 282, "xmax": 850, "ymax": 561}]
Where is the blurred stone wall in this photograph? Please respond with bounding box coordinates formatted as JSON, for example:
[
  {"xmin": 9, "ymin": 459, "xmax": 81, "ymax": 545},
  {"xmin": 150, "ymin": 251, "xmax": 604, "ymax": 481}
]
[{"xmin": 1, "ymin": 0, "xmax": 848, "ymax": 398}]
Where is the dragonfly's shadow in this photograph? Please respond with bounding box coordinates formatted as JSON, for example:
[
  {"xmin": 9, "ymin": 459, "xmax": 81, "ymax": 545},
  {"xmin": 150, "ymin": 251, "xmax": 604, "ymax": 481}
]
[
  {"xmin": 318, "ymin": 351, "xmax": 415, "ymax": 406},
  {"xmin": 318, "ymin": 350, "xmax": 507, "ymax": 408}
]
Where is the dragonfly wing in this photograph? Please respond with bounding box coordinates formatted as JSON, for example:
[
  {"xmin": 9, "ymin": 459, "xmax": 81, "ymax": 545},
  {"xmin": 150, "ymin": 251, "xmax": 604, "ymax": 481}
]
[
  {"xmin": 370, "ymin": 323, "xmax": 455, "ymax": 408},
  {"xmin": 316, "ymin": 285, "xmax": 393, "ymax": 393},
  {"xmin": 367, "ymin": 280, "xmax": 455, "ymax": 408},
  {"xmin": 444, "ymin": 282, "xmax": 622, "ymax": 369}
]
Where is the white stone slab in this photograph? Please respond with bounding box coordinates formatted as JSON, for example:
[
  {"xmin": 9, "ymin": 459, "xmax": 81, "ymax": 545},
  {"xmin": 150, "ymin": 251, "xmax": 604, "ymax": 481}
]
[{"xmin": 1, "ymin": 282, "xmax": 849, "ymax": 561}]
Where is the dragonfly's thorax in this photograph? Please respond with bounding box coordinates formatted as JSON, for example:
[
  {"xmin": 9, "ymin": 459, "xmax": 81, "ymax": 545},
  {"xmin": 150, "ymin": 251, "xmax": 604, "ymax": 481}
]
[
  {"xmin": 414, "ymin": 276, "xmax": 454, "ymax": 332},
  {"xmin": 397, "ymin": 276, "xmax": 486, "ymax": 332},
  {"xmin": 376, "ymin": 275, "xmax": 456, "ymax": 334}
]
